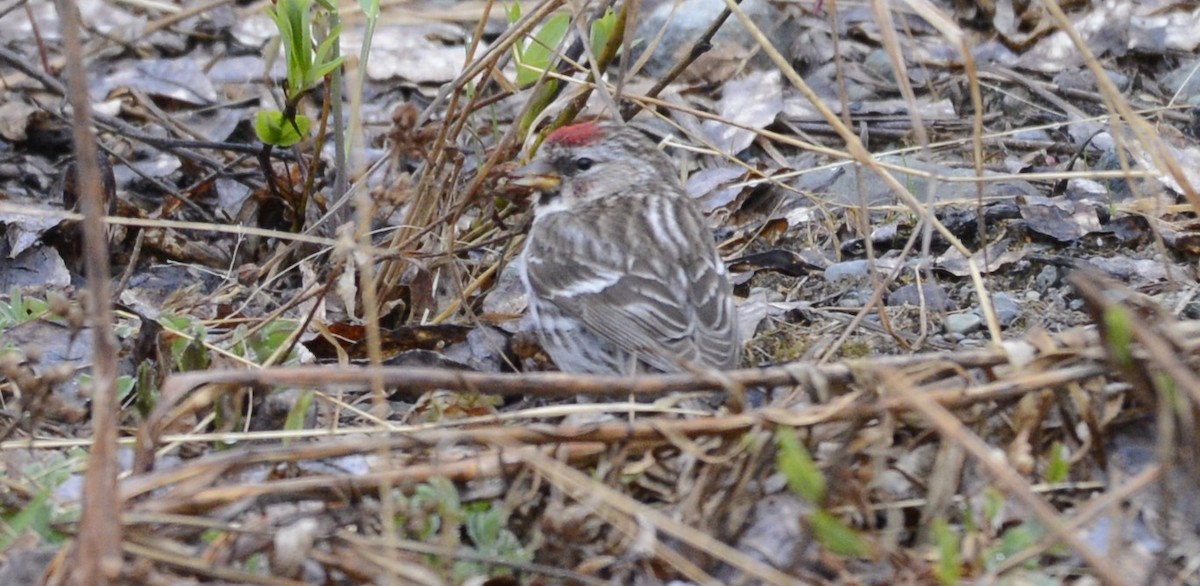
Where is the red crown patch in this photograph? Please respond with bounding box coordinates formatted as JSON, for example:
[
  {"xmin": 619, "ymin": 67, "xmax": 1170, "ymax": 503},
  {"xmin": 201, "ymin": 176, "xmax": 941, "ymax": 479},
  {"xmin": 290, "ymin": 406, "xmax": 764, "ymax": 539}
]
[{"xmin": 545, "ymin": 122, "xmax": 603, "ymax": 147}]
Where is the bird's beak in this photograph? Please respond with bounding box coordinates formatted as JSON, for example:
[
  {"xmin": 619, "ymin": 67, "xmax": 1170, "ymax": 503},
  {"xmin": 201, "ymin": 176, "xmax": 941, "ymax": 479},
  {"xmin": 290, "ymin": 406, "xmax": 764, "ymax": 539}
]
[{"xmin": 512, "ymin": 159, "xmax": 561, "ymax": 192}]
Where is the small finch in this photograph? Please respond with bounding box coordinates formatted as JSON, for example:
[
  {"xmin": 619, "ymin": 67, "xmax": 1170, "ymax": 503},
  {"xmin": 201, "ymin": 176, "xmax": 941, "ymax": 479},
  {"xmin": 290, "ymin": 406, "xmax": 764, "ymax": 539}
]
[{"xmin": 516, "ymin": 121, "xmax": 740, "ymax": 375}]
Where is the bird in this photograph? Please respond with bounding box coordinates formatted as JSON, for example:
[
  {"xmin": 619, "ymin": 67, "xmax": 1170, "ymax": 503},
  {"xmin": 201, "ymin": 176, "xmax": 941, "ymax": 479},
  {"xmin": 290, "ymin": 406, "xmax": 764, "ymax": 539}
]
[{"xmin": 515, "ymin": 121, "xmax": 740, "ymax": 375}]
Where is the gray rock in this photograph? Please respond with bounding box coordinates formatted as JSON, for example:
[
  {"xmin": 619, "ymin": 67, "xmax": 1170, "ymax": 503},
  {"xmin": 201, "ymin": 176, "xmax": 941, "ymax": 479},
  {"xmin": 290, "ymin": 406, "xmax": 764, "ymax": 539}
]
[
  {"xmin": 991, "ymin": 292, "xmax": 1021, "ymax": 326},
  {"xmin": 824, "ymin": 260, "xmax": 872, "ymax": 282},
  {"xmin": 945, "ymin": 313, "xmax": 983, "ymax": 335},
  {"xmin": 837, "ymin": 289, "xmax": 871, "ymax": 309},
  {"xmin": 887, "ymin": 283, "xmax": 955, "ymax": 311},
  {"xmin": 1034, "ymin": 264, "xmax": 1059, "ymax": 290}
]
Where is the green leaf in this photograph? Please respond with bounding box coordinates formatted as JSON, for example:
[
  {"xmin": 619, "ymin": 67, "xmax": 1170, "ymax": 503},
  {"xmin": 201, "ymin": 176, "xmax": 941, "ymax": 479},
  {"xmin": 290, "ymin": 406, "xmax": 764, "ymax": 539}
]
[
  {"xmin": 158, "ymin": 314, "xmax": 194, "ymax": 332},
  {"xmin": 161, "ymin": 316, "xmax": 210, "ymax": 372},
  {"xmin": 310, "ymin": 55, "xmax": 346, "ymax": 83},
  {"xmin": 0, "ymin": 491, "xmax": 51, "ymax": 550},
  {"xmin": 517, "ymin": 11, "xmax": 569, "ymax": 87},
  {"xmin": 466, "ymin": 506, "xmax": 503, "ymax": 548},
  {"xmin": 359, "ymin": 0, "xmax": 379, "ymax": 19},
  {"xmin": 809, "ymin": 510, "xmax": 871, "ymax": 558},
  {"xmin": 177, "ymin": 335, "xmax": 210, "ymax": 372},
  {"xmin": 1102, "ymin": 305, "xmax": 1133, "ymax": 369},
  {"xmin": 311, "ymin": 27, "xmax": 345, "ymax": 83},
  {"xmin": 984, "ymin": 523, "xmax": 1041, "ymax": 570},
  {"xmin": 135, "ymin": 360, "xmax": 158, "ymax": 417},
  {"xmin": 115, "ymin": 375, "xmax": 135, "ymax": 403},
  {"xmin": 982, "ymin": 487, "xmax": 1004, "ymax": 528},
  {"xmin": 269, "ymin": 0, "xmax": 319, "ymax": 97},
  {"xmin": 590, "ymin": 7, "xmax": 616, "ymax": 56},
  {"xmin": 246, "ymin": 320, "xmax": 300, "ymax": 364},
  {"xmin": 508, "ymin": 3, "xmax": 524, "ymax": 65},
  {"xmin": 776, "ymin": 427, "xmax": 825, "ymax": 504},
  {"xmin": 20, "ymin": 296, "xmax": 46, "ymax": 320},
  {"xmin": 282, "ymin": 390, "xmax": 314, "ymax": 444},
  {"xmin": 1045, "ymin": 442, "xmax": 1069, "ymax": 483},
  {"xmin": 256, "ymin": 110, "xmax": 311, "ymax": 147},
  {"xmin": 1156, "ymin": 371, "xmax": 1182, "ymax": 412},
  {"xmin": 931, "ymin": 518, "xmax": 961, "ymax": 586}
]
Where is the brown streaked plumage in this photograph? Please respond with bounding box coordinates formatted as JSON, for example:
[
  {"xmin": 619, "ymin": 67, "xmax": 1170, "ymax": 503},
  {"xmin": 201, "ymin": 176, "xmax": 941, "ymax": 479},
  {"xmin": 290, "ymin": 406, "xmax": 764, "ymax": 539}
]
[{"xmin": 518, "ymin": 122, "xmax": 740, "ymax": 375}]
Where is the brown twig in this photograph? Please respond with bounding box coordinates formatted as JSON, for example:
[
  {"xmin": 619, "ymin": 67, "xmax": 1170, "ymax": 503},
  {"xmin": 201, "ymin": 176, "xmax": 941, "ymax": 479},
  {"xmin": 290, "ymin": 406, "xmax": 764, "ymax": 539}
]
[
  {"xmin": 125, "ymin": 320, "xmax": 1192, "ymax": 469},
  {"xmin": 618, "ymin": 0, "xmax": 743, "ymax": 121},
  {"xmin": 52, "ymin": 0, "xmax": 122, "ymax": 582}
]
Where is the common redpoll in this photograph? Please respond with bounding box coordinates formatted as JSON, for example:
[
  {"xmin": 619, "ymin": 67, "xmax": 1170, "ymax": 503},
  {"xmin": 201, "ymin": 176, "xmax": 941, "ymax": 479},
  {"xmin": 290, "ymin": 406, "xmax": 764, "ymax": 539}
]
[{"xmin": 517, "ymin": 121, "xmax": 740, "ymax": 375}]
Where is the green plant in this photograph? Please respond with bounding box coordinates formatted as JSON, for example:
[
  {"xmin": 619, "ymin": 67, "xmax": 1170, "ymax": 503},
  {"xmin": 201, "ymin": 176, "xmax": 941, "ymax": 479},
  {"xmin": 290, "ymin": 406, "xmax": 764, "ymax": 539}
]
[
  {"xmin": 777, "ymin": 426, "xmax": 826, "ymax": 504},
  {"xmin": 932, "ymin": 518, "xmax": 962, "ymax": 586},
  {"xmin": 460, "ymin": 501, "xmax": 532, "ymax": 580},
  {"xmin": 0, "ymin": 449, "xmax": 85, "ymax": 549},
  {"xmin": 983, "ymin": 523, "xmax": 1043, "ymax": 572},
  {"xmin": 0, "ymin": 491, "xmax": 56, "ymax": 549},
  {"xmin": 508, "ymin": 4, "xmax": 619, "ymax": 87},
  {"xmin": 509, "ymin": 5, "xmax": 570, "ymax": 88},
  {"xmin": 281, "ymin": 390, "xmax": 314, "ymax": 444},
  {"xmin": 133, "ymin": 359, "xmax": 158, "ymax": 416},
  {"xmin": 0, "ymin": 287, "xmax": 50, "ymax": 331},
  {"xmin": 506, "ymin": 3, "xmax": 622, "ymax": 131},
  {"xmin": 78, "ymin": 373, "xmax": 135, "ymax": 404},
  {"xmin": 159, "ymin": 314, "xmax": 211, "ymax": 372},
  {"xmin": 776, "ymin": 427, "xmax": 872, "ymax": 559},
  {"xmin": 1044, "ymin": 442, "xmax": 1069, "ymax": 483},
  {"xmin": 257, "ymin": 0, "xmax": 345, "ymax": 148},
  {"xmin": 1101, "ymin": 305, "xmax": 1134, "ymax": 370},
  {"xmin": 396, "ymin": 478, "xmax": 532, "ymax": 581},
  {"xmin": 230, "ymin": 320, "xmax": 302, "ymax": 365}
]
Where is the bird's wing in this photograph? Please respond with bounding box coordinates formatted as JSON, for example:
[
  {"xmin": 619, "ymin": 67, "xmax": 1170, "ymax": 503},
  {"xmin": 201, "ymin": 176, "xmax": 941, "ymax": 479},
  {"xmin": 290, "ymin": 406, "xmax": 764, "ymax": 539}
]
[{"xmin": 523, "ymin": 195, "xmax": 739, "ymax": 372}]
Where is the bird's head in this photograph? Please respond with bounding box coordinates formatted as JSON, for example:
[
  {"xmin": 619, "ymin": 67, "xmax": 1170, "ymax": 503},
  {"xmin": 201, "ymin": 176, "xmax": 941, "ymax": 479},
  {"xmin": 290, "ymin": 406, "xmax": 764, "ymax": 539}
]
[{"xmin": 515, "ymin": 122, "xmax": 676, "ymax": 212}]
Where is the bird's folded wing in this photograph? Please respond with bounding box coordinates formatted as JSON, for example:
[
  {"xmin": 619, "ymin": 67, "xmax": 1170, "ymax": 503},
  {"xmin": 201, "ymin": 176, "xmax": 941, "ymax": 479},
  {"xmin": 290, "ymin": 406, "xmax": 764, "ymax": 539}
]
[{"xmin": 524, "ymin": 200, "xmax": 738, "ymax": 372}]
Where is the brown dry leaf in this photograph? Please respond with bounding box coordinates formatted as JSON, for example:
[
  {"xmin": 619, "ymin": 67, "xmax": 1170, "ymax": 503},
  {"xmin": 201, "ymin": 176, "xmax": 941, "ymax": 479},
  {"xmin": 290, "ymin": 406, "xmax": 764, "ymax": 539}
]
[
  {"xmin": 687, "ymin": 166, "xmax": 750, "ymax": 213},
  {"xmin": 1124, "ymin": 134, "xmax": 1200, "ymax": 197},
  {"xmin": 1017, "ymin": 195, "xmax": 1103, "ymax": 241},
  {"xmin": 701, "ymin": 70, "xmax": 783, "ymax": 156},
  {"xmin": 1159, "ymin": 218, "xmax": 1200, "ymax": 257},
  {"xmin": 936, "ymin": 238, "xmax": 1027, "ymax": 277},
  {"xmin": 301, "ymin": 321, "xmax": 472, "ymax": 362},
  {"xmin": 98, "ymin": 57, "xmax": 219, "ymax": 106}
]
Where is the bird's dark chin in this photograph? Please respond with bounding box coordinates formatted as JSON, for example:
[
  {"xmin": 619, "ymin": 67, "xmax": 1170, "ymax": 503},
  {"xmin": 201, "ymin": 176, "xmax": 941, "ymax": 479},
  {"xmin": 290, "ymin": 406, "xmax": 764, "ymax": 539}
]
[{"xmin": 538, "ymin": 191, "xmax": 561, "ymax": 206}]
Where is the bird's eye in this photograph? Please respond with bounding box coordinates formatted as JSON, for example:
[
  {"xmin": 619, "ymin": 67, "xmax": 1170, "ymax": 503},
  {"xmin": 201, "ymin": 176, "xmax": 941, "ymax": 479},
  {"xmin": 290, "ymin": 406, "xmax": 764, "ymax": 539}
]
[{"xmin": 573, "ymin": 157, "xmax": 593, "ymax": 171}]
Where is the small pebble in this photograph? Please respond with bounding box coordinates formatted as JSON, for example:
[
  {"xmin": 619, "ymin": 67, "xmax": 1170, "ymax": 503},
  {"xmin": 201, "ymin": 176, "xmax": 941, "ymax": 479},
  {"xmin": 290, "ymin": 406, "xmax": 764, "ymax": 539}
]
[
  {"xmin": 825, "ymin": 260, "xmax": 872, "ymax": 282},
  {"xmin": 1035, "ymin": 265, "xmax": 1059, "ymax": 289},
  {"xmin": 945, "ymin": 313, "xmax": 983, "ymax": 335},
  {"xmin": 991, "ymin": 292, "xmax": 1021, "ymax": 326},
  {"xmin": 887, "ymin": 283, "xmax": 956, "ymax": 311},
  {"xmin": 838, "ymin": 292, "xmax": 867, "ymax": 309}
]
